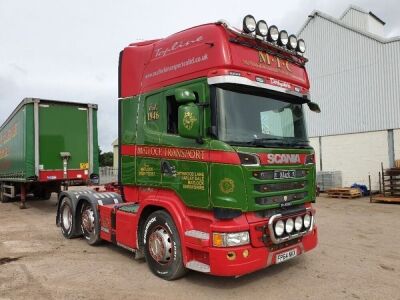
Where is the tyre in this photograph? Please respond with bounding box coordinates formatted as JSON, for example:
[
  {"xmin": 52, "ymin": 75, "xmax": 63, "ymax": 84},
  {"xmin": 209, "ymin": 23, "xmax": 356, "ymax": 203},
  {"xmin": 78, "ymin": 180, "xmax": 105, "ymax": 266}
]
[
  {"xmin": 142, "ymin": 210, "xmax": 187, "ymax": 280},
  {"xmin": 80, "ymin": 201, "xmax": 102, "ymax": 245},
  {"xmin": 42, "ymin": 192, "xmax": 52, "ymax": 200},
  {"xmin": 0, "ymin": 195, "xmax": 10, "ymax": 203},
  {"xmin": 1, "ymin": 184, "xmax": 10, "ymax": 203},
  {"xmin": 59, "ymin": 197, "xmax": 76, "ymax": 238}
]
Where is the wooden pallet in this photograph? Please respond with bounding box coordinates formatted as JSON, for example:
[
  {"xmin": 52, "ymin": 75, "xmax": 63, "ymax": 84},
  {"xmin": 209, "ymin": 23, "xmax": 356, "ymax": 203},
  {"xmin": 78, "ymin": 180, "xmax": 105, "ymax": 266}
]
[
  {"xmin": 371, "ymin": 195, "xmax": 400, "ymax": 204},
  {"xmin": 326, "ymin": 188, "xmax": 362, "ymax": 199}
]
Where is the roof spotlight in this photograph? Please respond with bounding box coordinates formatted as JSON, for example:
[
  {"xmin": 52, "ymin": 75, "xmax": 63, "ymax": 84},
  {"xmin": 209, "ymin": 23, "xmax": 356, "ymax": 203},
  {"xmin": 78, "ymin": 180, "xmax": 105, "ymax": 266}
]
[
  {"xmin": 243, "ymin": 15, "xmax": 256, "ymax": 33},
  {"xmin": 278, "ymin": 30, "xmax": 289, "ymax": 46},
  {"xmin": 256, "ymin": 20, "xmax": 268, "ymax": 37},
  {"xmin": 288, "ymin": 34, "xmax": 298, "ymax": 50},
  {"xmin": 267, "ymin": 25, "xmax": 279, "ymax": 42},
  {"xmin": 297, "ymin": 39, "xmax": 306, "ymax": 53}
]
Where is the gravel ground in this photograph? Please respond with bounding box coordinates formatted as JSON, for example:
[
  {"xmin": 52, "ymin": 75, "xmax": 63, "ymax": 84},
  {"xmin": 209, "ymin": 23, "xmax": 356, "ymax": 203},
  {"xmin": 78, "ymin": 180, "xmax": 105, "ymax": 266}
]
[{"xmin": 1, "ymin": 193, "xmax": 399, "ymax": 300}]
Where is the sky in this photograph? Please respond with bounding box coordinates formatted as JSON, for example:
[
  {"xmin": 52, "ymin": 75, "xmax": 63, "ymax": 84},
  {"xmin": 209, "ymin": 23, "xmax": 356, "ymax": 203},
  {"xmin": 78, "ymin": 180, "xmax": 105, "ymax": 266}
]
[{"xmin": 1, "ymin": 0, "xmax": 399, "ymax": 151}]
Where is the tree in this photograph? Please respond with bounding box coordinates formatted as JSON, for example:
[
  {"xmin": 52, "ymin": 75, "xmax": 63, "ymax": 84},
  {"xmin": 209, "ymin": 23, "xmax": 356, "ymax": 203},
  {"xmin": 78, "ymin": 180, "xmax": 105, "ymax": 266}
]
[{"xmin": 99, "ymin": 148, "xmax": 113, "ymax": 167}]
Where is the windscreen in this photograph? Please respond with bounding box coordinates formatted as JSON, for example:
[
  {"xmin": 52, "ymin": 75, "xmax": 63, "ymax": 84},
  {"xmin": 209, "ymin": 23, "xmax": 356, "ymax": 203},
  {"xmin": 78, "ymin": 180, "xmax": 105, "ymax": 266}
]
[{"xmin": 214, "ymin": 86, "xmax": 309, "ymax": 148}]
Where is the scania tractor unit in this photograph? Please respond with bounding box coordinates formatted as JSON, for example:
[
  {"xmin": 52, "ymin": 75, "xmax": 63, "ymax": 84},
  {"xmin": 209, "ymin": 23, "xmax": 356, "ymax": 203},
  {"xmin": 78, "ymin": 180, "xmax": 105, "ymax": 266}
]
[{"xmin": 57, "ymin": 15, "xmax": 320, "ymax": 280}]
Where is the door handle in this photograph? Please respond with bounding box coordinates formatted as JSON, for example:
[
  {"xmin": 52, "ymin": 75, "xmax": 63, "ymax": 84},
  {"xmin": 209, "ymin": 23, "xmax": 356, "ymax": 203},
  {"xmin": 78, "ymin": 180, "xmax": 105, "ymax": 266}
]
[{"xmin": 161, "ymin": 160, "xmax": 176, "ymax": 177}]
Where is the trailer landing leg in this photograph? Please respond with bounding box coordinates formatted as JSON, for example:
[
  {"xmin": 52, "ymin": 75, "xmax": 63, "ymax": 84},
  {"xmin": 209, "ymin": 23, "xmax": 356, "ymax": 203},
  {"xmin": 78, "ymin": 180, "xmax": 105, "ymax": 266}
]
[{"xmin": 20, "ymin": 184, "xmax": 27, "ymax": 209}]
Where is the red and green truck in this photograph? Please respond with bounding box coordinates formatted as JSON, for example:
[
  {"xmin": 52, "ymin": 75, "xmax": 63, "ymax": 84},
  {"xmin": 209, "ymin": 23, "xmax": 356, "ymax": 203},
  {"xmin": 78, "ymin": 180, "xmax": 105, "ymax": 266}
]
[
  {"xmin": 0, "ymin": 98, "xmax": 99, "ymax": 208},
  {"xmin": 57, "ymin": 15, "xmax": 320, "ymax": 280}
]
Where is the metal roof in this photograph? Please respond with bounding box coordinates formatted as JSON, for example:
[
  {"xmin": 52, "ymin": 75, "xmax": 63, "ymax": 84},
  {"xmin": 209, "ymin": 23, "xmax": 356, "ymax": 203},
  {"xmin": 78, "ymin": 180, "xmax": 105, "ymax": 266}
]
[
  {"xmin": 340, "ymin": 5, "xmax": 386, "ymax": 25},
  {"xmin": 298, "ymin": 9, "xmax": 399, "ymax": 44},
  {"xmin": 0, "ymin": 98, "xmax": 97, "ymax": 131}
]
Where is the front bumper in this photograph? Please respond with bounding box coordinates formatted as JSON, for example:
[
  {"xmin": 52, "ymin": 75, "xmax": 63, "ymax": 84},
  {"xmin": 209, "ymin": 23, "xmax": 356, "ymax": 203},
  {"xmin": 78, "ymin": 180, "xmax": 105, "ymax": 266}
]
[{"xmin": 206, "ymin": 226, "xmax": 318, "ymax": 276}]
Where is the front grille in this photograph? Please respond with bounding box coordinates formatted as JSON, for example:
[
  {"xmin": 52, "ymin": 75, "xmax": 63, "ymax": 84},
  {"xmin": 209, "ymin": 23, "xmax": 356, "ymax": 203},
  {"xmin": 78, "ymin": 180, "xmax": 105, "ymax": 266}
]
[
  {"xmin": 256, "ymin": 192, "xmax": 308, "ymax": 206},
  {"xmin": 255, "ymin": 204, "xmax": 306, "ymax": 219},
  {"xmin": 268, "ymin": 238, "xmax": 300, "ymax": 250},
  {"xmin": 255, "ymin": 181, "xmax": 306, "ymax": 193},
  {"xmin": 253, "ymin": 169, "xmax": 307, "ymax": 180}
]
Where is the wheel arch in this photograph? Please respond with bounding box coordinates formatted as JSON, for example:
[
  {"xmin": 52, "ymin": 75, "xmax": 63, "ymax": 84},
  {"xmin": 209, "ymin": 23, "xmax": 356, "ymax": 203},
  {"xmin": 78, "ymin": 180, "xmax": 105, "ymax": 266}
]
[{"xmin": 136, "ymin": 189, "xmax": 190, "ymax": 258}]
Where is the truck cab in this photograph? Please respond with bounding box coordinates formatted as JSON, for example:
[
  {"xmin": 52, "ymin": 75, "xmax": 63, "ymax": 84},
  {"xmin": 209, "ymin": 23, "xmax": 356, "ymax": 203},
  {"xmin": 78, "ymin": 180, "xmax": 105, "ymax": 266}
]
[{"xmin": 58, "ymin": 15, "xmax": 319, "ymax": 280}]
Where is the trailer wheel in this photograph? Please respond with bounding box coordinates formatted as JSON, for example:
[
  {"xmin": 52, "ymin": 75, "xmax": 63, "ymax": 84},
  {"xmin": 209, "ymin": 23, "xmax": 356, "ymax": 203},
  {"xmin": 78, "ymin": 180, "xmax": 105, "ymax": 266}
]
[
  {"xmin": 42, "ymin": 192, "xmax": 52, "ymax": 200},
  {"xmin": 142, "ymin": 210, "xmax": 187, "ymax": 280},
  {"xmin": 80, "ymin": 201, "xmax": 101, "ymax": 245},
  {"xmin": 59, "ymin": 197, "xmax": 75, "ymax": 238},
  {"xmin": 1, "ymin": 184, "xmax": 10, "ymax": 203},
  {"xmin": 1, "ymin": 195, "xmax": 10, "ymax": 203}
]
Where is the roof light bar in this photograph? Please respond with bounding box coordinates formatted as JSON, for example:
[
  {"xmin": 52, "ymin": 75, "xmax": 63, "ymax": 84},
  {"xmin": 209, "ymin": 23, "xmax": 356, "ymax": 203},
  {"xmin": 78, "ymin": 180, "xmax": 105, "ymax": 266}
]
[
  {"xmin": 288, "ymin": 34, "xmax": 298, "ymax": 50},
  {"xmin": 218, "ymin": 17, "xmax": 308, "ymax": 61},
  {"xmin": 243, "ymin": 15, "xmax": 256, "ymax": 33},
  {"xmin": 278, "ymin": 30, "xmax": 289, "ymax": 46},
  {"xmin": 297, "ymin": 39, "xmax": 306, "ymax": 53},
  {"xmin": 267, "ymin": 25, "xmax": 279, "ymax": 42},
  {"xmin": 256, "ymin": 20, "xmax": 268, "ymax": 37}
]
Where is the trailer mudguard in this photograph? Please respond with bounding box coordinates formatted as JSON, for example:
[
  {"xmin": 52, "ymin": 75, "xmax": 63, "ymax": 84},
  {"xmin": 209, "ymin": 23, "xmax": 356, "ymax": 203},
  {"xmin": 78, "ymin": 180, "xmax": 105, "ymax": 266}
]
[{"xmin": 56, "ymin": 190, "xmax": 123, "ymax": 236}]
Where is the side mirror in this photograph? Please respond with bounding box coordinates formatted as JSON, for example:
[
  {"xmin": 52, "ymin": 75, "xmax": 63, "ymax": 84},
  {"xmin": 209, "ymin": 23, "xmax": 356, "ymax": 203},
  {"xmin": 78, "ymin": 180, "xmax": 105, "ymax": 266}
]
[
  {"xmin": 307, "ymin": 102, "xmax": 321, "ymax": 113},
  {"xmin": 175, "ymin": 88, "xmax": 196, "ymax": 103},
  {"xmin": 178, "ymin": 103, "xmax": 201, "ymax": 139}
]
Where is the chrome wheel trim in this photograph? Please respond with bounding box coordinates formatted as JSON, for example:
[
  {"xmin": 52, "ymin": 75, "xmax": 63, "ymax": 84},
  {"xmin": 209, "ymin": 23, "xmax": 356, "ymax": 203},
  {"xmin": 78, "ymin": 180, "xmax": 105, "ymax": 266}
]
[
  {"xmin": 81, "ymin": 206, "xmax": 95, "ymax": 234},
  {"xmin": 148, "ymin": 226, "xmax": 172, "ymax": 264},
  {"xmin": 62, "ymin": 204, "xmax": 72, "ymax": 230}
]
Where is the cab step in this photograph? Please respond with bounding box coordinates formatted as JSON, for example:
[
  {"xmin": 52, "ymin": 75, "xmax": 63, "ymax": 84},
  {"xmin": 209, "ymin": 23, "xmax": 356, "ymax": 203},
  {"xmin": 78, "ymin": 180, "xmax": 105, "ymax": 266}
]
[{"xmin": 186, "ymin": 260, "xmax": 210, "ymax": 273}]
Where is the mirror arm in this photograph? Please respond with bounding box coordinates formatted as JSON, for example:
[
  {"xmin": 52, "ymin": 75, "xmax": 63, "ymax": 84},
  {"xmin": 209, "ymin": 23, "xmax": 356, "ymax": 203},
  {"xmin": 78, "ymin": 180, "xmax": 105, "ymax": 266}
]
[
  {"xmin": 196, "ymin": 137, "xmax": 204, "ymax": 144},
  {"xmin": 196, "ymin": 103, "xmax": 209, "ymax": 107}
]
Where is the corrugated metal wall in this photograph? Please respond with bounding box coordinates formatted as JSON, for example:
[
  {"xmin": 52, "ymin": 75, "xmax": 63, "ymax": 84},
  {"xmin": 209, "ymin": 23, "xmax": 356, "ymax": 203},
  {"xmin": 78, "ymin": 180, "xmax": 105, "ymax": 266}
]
[
  {"xmin": 299, "ymin": 15, "xmax": 400, "ymax": 137},
  {"xmin": 341, "ymin": 8, "xmax": 368, "ymax": 32}
]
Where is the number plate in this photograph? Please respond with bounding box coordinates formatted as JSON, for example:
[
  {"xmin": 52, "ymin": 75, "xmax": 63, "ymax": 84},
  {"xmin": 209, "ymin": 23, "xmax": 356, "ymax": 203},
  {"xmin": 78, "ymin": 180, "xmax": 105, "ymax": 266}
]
[
  {"xmin": 274, "ymin": 170, "xmax": 295, "ymax": 179},
  {"xmin": 276, "ymin": 249, "xmax": 297, "ymax": 264}
]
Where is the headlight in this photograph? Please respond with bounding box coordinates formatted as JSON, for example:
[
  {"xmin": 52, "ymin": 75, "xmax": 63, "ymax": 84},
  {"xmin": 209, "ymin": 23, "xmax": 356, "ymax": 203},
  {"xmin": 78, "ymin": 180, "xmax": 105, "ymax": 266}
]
[
  {"xmin": 288, "ymin": 34, "xmax": 297, "ymax": 50},
  {"xmin": 297, "ymin": 39, "xmax": 306, "ymax": 53},
  {"xmin": 285, "ymin": 218, "xmax": 294, "ymax": 233},
  {"xmin": 256, "ymin": 20, "xmax": 268, "ymax": 37},
  {"xmin": 267, "ymin": 25, "xmax": 279, "ymax": 42},
  {"xmin": 303, "ymin": 213, "xmax": 312, "ymax": 228},
  {"xmin": 278, "ymin": 30, "xmax": 288, "ymax": 46},
  {"xmin": 295, "ymin": 216, "xmax": 303, "ymax": 231},
  {"xmin": 213, "ymin": 231, "xmax": 250, "ymax": 247},
  {"xmin": 274, "ymin": 220, "xmax": 285, "ymax": 236},
  {"xmin": 243, "ymin": 15, "xmax": 256, "ymax": 33}
]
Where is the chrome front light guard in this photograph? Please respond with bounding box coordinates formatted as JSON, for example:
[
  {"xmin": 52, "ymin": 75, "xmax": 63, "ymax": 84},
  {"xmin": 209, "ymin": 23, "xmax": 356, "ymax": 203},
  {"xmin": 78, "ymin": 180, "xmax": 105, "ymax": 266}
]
[{"xmin": 267, "ymin": 208, "xmax": 315, "ymax": 244}]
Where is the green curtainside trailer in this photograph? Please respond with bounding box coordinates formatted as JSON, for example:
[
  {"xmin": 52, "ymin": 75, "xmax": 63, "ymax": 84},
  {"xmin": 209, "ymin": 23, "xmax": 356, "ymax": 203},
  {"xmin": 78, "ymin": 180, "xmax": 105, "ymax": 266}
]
[{"xmin": 0, "ymin": 98, "xmax": 99, "ymax": 208}]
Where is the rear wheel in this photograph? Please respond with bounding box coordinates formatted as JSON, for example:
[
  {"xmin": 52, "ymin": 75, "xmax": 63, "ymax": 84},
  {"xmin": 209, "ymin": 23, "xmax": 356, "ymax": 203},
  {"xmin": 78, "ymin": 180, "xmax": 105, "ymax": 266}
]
[
  {"xmin": 80, "ymin": 201, "xmax": 101, "ymax": 245},
  {"xmin": 60, "ymin": 197, "xmax": 75, "ymax": 238},
  {"xmin": 142, "ymin": 210, "xmax": 187, "ymax": 280}
]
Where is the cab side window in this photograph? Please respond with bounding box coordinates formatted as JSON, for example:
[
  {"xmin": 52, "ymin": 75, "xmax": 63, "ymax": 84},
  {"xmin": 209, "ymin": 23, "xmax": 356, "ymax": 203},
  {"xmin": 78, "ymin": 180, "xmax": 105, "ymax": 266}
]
[
  {"xmin": 166, "ymin": 92, "xmax": 200, "ymax": 135},
  {"xmin": 167, "ymin": 96, "xmax": 179, "ymax": 134}
]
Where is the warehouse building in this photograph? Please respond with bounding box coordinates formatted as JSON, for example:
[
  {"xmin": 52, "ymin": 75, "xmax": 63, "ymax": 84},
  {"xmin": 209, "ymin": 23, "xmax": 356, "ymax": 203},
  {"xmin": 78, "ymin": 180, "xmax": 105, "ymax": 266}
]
[{"xmin": 298, "ymin": 5, "xmax": 400, "ymax": 190}]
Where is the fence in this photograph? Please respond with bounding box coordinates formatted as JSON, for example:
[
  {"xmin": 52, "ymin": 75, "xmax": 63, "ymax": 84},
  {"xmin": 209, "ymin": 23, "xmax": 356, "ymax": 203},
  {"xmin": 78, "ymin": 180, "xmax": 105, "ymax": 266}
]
[{"xmin": 99, "ymin": 167, "xmax": 118, "ymax": 184}]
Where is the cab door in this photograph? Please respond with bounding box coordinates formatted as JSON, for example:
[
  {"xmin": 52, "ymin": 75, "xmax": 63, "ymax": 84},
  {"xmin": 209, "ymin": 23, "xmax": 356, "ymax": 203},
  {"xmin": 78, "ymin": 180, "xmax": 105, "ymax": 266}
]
[
  {"xmin": 135, "ymin": 80, "xmax": 211, "ymax": 209},
  {"xmin": 135, "ymin": 92, "xmax": 165, "ymax": 187},
  {"xmin": 159, "ymin": 81, "xmax": 210, "ymax": 209}
]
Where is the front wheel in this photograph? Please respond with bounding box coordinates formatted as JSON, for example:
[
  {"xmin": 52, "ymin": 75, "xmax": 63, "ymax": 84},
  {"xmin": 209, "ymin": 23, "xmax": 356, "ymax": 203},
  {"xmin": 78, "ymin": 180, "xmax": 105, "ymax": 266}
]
[{"xmin": 142, "ymin": 210, "xmax": 187, "ymax": 280}]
